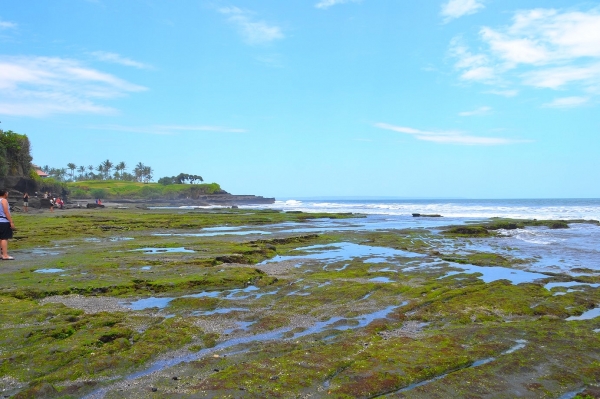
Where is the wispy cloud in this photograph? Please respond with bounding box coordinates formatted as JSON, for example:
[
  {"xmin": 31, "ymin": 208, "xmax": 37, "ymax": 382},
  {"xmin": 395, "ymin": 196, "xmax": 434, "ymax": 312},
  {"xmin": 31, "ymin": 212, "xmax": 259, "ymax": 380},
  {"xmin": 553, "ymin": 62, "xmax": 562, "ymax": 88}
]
[
  {"xmin": 0, "ymin": 56, "xmax": 147, "ymax": 117},
  {"xmin": 254, "ymin": 54, "xmax": 284, "ymax": 68},
  {"xmin": 90, "ymin": 125, "xmax": 247, "ymax": 135},
  {"xmin": 487, "ymin": 89, "xmax": 519, "ymax": 97},
  {"xmin": 459, "ymin": 106, "xmax": 492, "ymax": 116},
  {"xmin": 542, "ymin": 96, "xmax": 589, "ymax": 108},
  {"xmin": 441, "ymin": 0, "xmax": 485, "ymax": 22},
  {"xmin": 450, "ymin": 7, "xmax": 600, "ymax": 106},
  {"xmin": 375, "ymin": 122, "xmax": 525, "ymax": 145},
  {"xmin": 90, "ymin": 51, "xmax": 152, "ymax": 69},
  {"xmin": 219, "ymin": 7, "xmax": 284, "ymax": 45},
  {"xmin": 315, "ymin": 0, "xmax": 361, "ymax": 10},
  {"xmin": 0, "ymin": 19, "xmax": 17, "ymax": 29}
]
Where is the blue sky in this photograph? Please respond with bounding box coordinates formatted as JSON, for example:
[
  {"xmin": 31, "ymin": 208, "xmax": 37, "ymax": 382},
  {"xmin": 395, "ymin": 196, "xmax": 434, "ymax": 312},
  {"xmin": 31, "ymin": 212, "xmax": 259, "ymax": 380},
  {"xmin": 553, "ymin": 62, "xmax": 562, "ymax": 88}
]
[{"xmin": 1, "ymin": 0, "xmax": 599, "ymax": 198}]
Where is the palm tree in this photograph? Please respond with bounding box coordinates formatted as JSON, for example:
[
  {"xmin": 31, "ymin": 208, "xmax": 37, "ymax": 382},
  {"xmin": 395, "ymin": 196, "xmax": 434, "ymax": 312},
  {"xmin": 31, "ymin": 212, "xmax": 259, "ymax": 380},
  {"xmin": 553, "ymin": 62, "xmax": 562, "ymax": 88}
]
[
  {"xmin": 77, "ymin": 165, "xmax": 86, "ymax": 180},
  {"xmin": 102, "ymin": 159, "xmax": 113, "ymax": 180},
  {"xmin": 116, "ymin": 161, "xmax": 126, "ymax": 180},
  {"xmin": 134, "ymin": 162, "xmax": 145, "ymax": 182},
  {"xmin": 96, "ymin": 164, "xmax": 104, "ymax": 180},
  {"xmin": 53, "ymin": 168, "xmax": 67, "ymax": 182},
  {"xmin": 87, "ymin": 165, "xmax": 95, "ymax": 180},
  {"xmin": 142, "ymin": 165, "xmax": 153, "ymax": 183},
  {"xmin": 67, "ymin": 163, "xmax": 76, "ymax": 181}
]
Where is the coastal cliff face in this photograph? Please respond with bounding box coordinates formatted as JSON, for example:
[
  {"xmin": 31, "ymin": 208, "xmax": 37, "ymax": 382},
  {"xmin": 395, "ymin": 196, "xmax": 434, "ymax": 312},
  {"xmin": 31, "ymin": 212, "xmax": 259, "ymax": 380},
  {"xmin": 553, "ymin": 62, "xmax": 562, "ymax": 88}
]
[{"xmin": 0, "ymin": 176, "xmax": 38, "ymax": 193}]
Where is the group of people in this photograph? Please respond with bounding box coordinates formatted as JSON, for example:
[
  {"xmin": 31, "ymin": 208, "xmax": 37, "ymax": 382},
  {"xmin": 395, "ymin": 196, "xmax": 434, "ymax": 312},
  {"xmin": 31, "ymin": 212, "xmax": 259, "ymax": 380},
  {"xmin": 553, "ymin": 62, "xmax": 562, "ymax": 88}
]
[{"xmin": 40, "ymin": 192, "xmax": 65, "ymax": 211}]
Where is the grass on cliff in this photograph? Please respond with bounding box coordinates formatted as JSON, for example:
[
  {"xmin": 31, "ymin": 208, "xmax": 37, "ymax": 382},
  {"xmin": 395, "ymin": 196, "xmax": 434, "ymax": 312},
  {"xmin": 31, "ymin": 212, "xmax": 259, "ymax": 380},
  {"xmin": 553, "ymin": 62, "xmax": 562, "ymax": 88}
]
[{"xmin": 67, "ymin": 180, "xmax": 223, "ymax": 200}]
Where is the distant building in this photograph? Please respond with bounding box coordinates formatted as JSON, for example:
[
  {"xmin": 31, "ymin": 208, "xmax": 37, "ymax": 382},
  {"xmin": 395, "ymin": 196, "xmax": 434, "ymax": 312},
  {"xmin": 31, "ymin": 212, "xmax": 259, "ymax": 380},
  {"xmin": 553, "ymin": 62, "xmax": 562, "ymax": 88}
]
[{"xmin": 32, "ymin": 165, "xmax": 49, "ymax": 178}]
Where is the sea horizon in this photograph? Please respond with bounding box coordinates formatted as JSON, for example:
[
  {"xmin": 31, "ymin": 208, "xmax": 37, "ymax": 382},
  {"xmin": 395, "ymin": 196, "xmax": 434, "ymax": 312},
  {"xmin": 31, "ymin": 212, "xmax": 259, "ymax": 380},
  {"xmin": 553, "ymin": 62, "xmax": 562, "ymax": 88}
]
[{"xmin": 243, "ymin": 197, "xmax": 600, "ymax": 221}]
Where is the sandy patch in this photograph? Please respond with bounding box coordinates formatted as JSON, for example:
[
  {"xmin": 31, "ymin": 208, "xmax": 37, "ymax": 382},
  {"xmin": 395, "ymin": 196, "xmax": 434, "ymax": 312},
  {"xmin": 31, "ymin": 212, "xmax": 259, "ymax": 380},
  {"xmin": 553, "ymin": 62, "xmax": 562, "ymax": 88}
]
[{"xmin": 39, "ymin": 295, "xmax": 130, "ymax": 314}]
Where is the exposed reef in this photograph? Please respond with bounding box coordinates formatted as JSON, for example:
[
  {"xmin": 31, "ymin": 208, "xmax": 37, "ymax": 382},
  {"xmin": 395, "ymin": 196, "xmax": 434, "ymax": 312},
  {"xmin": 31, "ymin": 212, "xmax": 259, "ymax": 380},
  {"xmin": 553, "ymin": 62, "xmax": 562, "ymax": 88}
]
[{"xmin": 1, "ymin": 210, "xmax": 598, "ymax": 398}]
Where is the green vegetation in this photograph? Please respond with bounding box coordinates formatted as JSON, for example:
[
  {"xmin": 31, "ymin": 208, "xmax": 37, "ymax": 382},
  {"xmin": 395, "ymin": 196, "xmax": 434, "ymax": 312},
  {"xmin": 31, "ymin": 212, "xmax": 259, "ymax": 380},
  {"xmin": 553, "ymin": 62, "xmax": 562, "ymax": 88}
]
[
  {"xmin": 67, "ymin": 180, "xmax": 223, "ymax": 199},
  {"xmin": 158, "ymin": 172, "xmax": 204, "ymax": 185},
  {"xmin": 41, "ymin": 160, "xmax": 152, "ymax": 183},
  {"xmin": 443, "ymin": 218, "xmax": 600, "ymax": 237},
  {"xmin": 0, "ymin": 129, "xmax": 33, "ymax": 178},
  {"xmin": 1, "ymin": 208, "xmax": 599, "ymax": 398}
]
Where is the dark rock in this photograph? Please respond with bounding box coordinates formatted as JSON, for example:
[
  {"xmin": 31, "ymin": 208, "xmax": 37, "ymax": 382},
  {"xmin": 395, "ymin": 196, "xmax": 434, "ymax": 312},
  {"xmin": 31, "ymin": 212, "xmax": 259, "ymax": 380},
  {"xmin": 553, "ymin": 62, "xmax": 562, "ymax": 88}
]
[
  {"xmin": 151, "ymin": 387, "xmax": 158, "ymax": 392},
  {"xmin": 443, "ymin": 226, "xmax": 490, "ymax": 237},
  {"xmin": 12, "ymin": 382, "xmax": 58, "ymax": 399},
  {"xmin": 216, "ymin": 255, "xmax": 245, "ymax": 263},
  {"xmin": 0, "ymin": 177, "xmax": 38, "ymax": 194},
  {"xmin": 86, "ymin": 203, "xmax": 105, "ymax": 209}
]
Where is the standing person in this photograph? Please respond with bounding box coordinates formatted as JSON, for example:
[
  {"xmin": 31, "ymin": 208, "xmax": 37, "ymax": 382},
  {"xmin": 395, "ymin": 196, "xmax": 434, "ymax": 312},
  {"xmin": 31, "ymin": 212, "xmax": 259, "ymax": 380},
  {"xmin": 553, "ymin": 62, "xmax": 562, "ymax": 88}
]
[
  {"xmin": 0, "ymin": 190, "xmax": 15, "ymax": 260},
  {"xmin": 23, "ymin": 192, "xmax": 29, "ymax": 213}
]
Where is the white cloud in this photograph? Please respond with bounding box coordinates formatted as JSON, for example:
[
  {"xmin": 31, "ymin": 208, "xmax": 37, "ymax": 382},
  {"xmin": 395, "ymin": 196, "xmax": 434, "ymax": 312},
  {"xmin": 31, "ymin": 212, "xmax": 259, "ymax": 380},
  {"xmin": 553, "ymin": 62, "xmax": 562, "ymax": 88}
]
[
  {"xmin": 219, "ymin": 7, "xmax": 283, "ymax": 45},
  {"xmin": 90, "ymin": 125, "xmax": 247, "ymax": 135},
  {"xmin": 0, "ymin": 56, "xmax": 147, "ymax": 117},
  {"xmin": 521, "ymin": 63, "xmax": 600, "ymax": 89},
  {"xmin": 90, "ymin": 51, "xmax": 151, "ymax": 69},
  {"xmin": 315, "ymin": 0, "xmax": 360, "ymax": 10},
  {"xmin": 449, "ymin": 38, "xmax": 497, "ymax": 82},
  {"xmin": 441, "ymin": 0, "xmax": 485, "ymax": 22},
  {"xmin": 375, "ymin": 123, "xmax": 524, "ymax": 145},
  {"xmin": 487, "ymin": 89, "xmax": 519, "ymax": 97},
  {"xmin": 0, "ymin": 20, "xmax": 17, "ymax": 29},
  {"xmin": 459, "ymin": 106, "xmax": 491, "ymax": 116},
  {"xmin": 450, "ymin": 7, "xmax": 600, "ymax": 102},
  {"xmin": 542, "ymin": 96, "xmax": 589, "ymax": 108}
]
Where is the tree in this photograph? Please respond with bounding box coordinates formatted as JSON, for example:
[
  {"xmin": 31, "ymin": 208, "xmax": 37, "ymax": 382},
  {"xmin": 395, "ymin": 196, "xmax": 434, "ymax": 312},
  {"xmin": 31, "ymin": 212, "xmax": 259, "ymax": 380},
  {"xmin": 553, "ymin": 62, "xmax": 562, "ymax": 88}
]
[
  {"xmin": 134, "ymin": 162, "xmax": 145, "ymax": 182},
  {"xmin": 77, "ymin": 165, "xmax": 86, "ymax": 180},
  {"xmin": 96, "ymin": 164, "xmax": 104, "ymax": 180},
  {"xmin": 0, "ymin": 130, "xmax": 33, "ymax": 177},
  {"xmin": 67, "ymin": 163, "xmax": 77, "ymax": 181},
  {"xmin": 116, "ymin": 161, "xmax": 126, "ymax": 180},
  {"xmin": 158, "ymin": 176, "xmax": 175, "ymax": 185},
  {"xmin": 142, "ymin": 165, "xmax": 153, "ymax": 183},
  {"xmin": 189, "ymin": 174, "xmax": 203, "ymax": 184},
  {"xmin": 102, "ymin": 159, "xmax": 113, "ymax": 180},
  {"xmin": 172, "ymin": 173, "xmax": 204, "ymax": 184},
  {"xmin": 121, "ymin": 172, "xmax": 135, "ymax": 181}
]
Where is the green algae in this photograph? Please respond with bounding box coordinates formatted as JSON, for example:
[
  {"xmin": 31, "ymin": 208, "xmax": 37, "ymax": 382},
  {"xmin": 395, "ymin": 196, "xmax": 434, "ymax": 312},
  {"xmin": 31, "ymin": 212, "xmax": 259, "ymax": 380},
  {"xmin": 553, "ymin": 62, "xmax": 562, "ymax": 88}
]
[
  {"xmin": 2, "ymin": 208, "xmax": 600, "ymax": 398},
  {"xmin": 441, "ymin": 252, "xmax": 527, "ymax": 267},
  {"xmin": 443, "ymin": 218, "xmax": 599, "ymax": 238}
]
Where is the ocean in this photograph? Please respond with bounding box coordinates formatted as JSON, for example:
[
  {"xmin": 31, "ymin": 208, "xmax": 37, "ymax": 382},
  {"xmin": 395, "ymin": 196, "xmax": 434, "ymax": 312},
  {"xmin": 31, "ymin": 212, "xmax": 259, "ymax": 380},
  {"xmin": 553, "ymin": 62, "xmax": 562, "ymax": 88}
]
[
  {"xmin": 257, "ymin": 198, "xmax": 600, "ymax": 220},
  {"xmin": 234, "ymin": 198, "xmax": 600, "ymax": 274}
]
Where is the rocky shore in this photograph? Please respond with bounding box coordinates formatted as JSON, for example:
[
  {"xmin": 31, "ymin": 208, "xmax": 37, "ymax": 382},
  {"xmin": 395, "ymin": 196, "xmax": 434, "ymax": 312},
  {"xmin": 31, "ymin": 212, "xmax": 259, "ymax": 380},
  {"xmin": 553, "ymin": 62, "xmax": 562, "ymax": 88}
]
[
  {"xmin": 115, "ymin": 194, "xmax": 275, "ymax": 207},
  {"xmin": 6, "ymin": 190, "xmax": 275, "ymax": 211}
]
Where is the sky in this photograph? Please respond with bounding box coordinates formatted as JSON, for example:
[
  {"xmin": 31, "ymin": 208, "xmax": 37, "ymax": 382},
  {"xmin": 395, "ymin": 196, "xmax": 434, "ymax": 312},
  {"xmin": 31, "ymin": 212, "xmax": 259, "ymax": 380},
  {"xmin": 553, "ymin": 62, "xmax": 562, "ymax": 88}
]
[{"xmin": 1, "ymin": 0, "xmax": 599, "ymax": 199}]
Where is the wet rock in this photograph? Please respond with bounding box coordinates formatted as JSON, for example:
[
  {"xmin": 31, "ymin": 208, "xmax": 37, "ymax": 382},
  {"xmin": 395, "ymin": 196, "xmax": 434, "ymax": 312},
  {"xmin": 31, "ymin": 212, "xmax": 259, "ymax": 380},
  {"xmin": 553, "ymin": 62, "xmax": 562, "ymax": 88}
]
[{"xmin": 12, "ymin": 382, "xmax": 58, "ymax": 399}]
